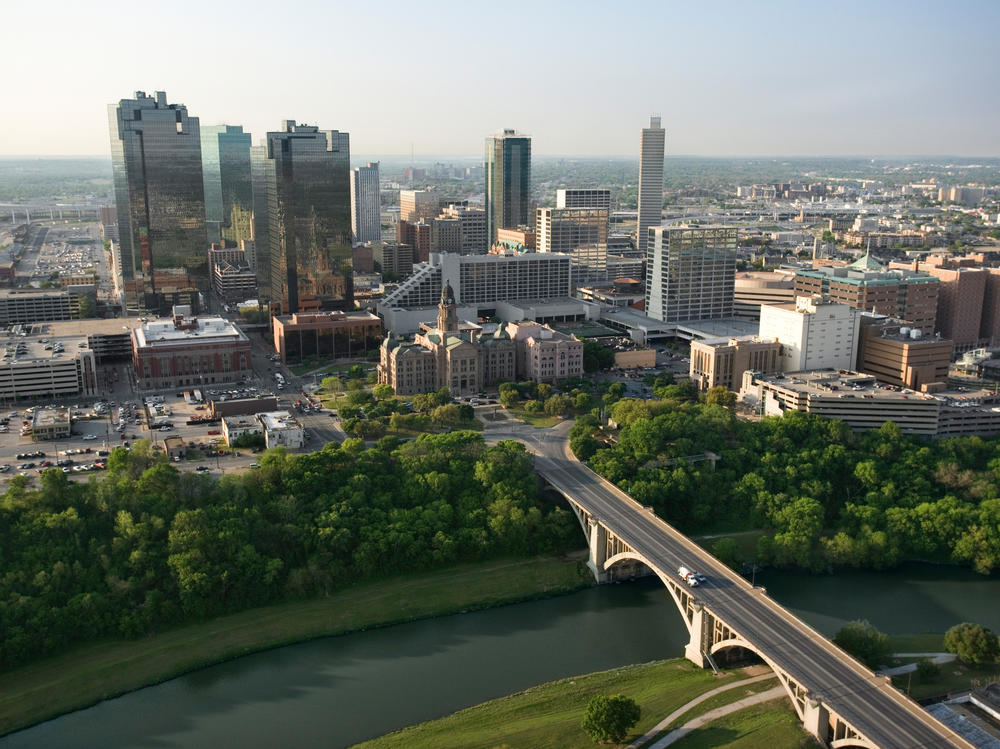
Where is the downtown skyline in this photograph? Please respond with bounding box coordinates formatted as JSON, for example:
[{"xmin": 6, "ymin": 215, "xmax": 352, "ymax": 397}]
[{"xmin": 2, "ymin": 0, "xmax": 999, "ymax": 158}]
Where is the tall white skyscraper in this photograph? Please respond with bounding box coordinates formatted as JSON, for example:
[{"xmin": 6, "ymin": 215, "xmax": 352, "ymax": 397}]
[
  {"xmin": 350, "ymin": 161, "xmax": 381, "ymax": 244},
  {"xmin": 637, "ymin": 116, "xmax": 665, "ymax": 254}
]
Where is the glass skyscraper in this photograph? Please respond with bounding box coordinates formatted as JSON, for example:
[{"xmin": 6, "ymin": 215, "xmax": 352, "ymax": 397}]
[
  {"xmin": 201, "ymin": 125, "xmax": 253, "ymax": 247},
  {"xmin": 250, "ymin": 144, "xmax": 272, "ymax": 299},
  {"xmin": 262, "ymin": 121, "xmax": 353, "ymax": 314},
  {"xmin": 485, "ymin": 129, "xmax": 531, "ymax": 245},
  {"xmin": 108, "ymin": 90, "xmax": 207, "ymax": 314}
]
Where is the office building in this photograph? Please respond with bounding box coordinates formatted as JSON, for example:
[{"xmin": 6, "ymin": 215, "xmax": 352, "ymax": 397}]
[
  {"xmin": 131, "ymin": 308, "xmax": 252, "ymax": 390},
  {"xmin": 857, "ymin": 316, "xmax": 953, "ymax": 390},
  {"xmin": 496, "ymin": 226, "xmax": 536, "ymax": 250},
  {"xmin": 108, "ymin": 91, "xmax": 207, "ymax": 314},
  {"xmin": 506, "ymin": 321, "xmax": 585, "ymax": 384},
  {"xmin": 399, "ymin": 189, "xmax": 441, "ymax": 223},
  {"xmin": 689, "ymin": 336, "xmax": 783, "ymax": 391},
  {"xmin": 249, "ymin": 144, "xmax": 271, "ymax": 297},
  {"xmin": 374, "ymin": 242, "xmax": 414, "ymax": 278},
  {"xmin": 271, "ymin": 310, "xmax": 382, "ymax": 364},
  {"xmin": 31, "ymin": 407, "xmax": 72, "ymax": 441},
  {"xmin": 431, "ymin": 205, "xmax": 488, "ymax": 254},
  {"xmin": 261, "ymin": 120, "xmax": 353, "ymax": 315},
  {"xmin": 536, "ymin": 207, "xmax": 609, "ymax": 286},
  {"xmin": 485, "ymin": 129, "xmax": 531, "ymax": 244},
  {"xmin": 645, "ymin": 226, "xmax": 737, "ymax": 323},
  {"xmin": 741, "ymin": 370, "xmax": 1000, "ymax": 438},
  {"xmin": 0, "ymin": 289, "xmax": 86, "ymax": 324},
  {"xmin": 759, "ymin": 296, "xmax": 860, "ymax": 372},
  {"xmin": 556, "ymin": 188, "xmax": 611, "ymax": 210},
  {"xmin": 200, "ymin": 125, "xmax": 253, "ymax": 246},
  {"xmin": 378, "ymin": 250, "xmax": 586, "ymax": 333},
  {"xmin": 795, "ymin": 254, "xmax": 940, "ymax": 334},
  {"xmin": 351, "ymin": 161, "xmax": 381, "ymax": 244},
  {"xmin": 733, "ymin": 271, "xmax": 796, "ymax": 321},
  {"xmin": 637, "ymin": 116, "xmax": 665, "ymax": 254},
  {"xmin": 397, "ymin": 220, "xmax": 432, "ymax": 263}
]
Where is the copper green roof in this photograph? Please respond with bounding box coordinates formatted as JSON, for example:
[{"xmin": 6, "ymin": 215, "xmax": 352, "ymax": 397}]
[{"xmin": 847, "ymin": 252, "xmax": 885, "ymax": 271}]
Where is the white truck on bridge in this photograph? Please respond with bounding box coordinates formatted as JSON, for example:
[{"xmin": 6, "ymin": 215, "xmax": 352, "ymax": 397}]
[{"xmin": 677, "ymin": 566, "xmax": 704, "ymax": 586}]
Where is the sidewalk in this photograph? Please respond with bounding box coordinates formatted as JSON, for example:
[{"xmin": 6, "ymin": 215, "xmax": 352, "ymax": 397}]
[
  {"xmin": 880, "ymin": 652, "xmax": 956, "ymax": 676},
  {"xmin": 643, "ymin": 686, "xmax": 788, "ymax": 748},
  {"xmin": 625, "ymin": 672, "xmax": 776, "ymax": 749}
]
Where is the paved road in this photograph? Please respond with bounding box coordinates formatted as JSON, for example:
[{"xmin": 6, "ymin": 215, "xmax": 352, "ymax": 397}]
[{"xmin": 485, "ymin": 420, "xmax": 969, "ymax": 749}]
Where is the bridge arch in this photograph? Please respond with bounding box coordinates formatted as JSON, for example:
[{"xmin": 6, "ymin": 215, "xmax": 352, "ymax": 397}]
[
  {"xmin": 603, "ymin": 551, "xmax": 692, "ymax": 626},
  {"xmin": 831, "ymin": 739, "xmax": 879, "ymax": 749}
]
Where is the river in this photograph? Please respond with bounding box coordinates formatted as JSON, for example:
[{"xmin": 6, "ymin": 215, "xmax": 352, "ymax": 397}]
[{"xmin": 3, "ymin": 563, "xmax": 999, "ymax": 748}]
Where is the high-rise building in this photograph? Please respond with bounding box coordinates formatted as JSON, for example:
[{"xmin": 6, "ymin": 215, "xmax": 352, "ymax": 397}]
[
  {"xmin": 249, "ymin": 144, "xmax": 272, "ymax": 298},
  {"xmin": 350, "ymin": 162, "xmax": 381, "ymax": 244},
  {"xmin": 261, "ymin": 120, "xmax": 353, "ymax": 315},
  {"xmin": 645, "ymin": 226, "xmax": 737, "ymax": 323},
  {"xmin": 108, "ymin": 90, "xmax": 207, "ymax": 314},
  {"xmin": 556, "ymin": 188, "xmax": 611, "ymax": 210},
  {"xmin": 637, "ymin": 116, "xmax": 665, "ymax": 254},
  {"xmin": 485, "ymin": 129, "xmax": 531, "ymax": 244},
  {"xmin": 536, "ymin": 207, "xmax": 609, "ymax": 286},
  {"xmin": 431, "ymin": 205, "xmax": 488, "ymax": 254},
  {"xmin": 201, "ymin": 125, "xmax": 253, "ymax": 247}
]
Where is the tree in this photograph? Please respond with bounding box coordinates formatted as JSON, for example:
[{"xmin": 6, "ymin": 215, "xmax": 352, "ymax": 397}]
[
  {"xmin": 704, "ymin": 386, "xmax": 736, "ymax": 411},
  {"xmin": 915, "ymin": 658, "xmax": 941, "ymax": 681},
  {"xmin": 833, "ymin": 620, "xmax": 891, "ymax": 668},
  {"xmin": 320, "ymin": 376, "xmax": 343, "ymax": 393},
  {"xmin": 372, "ymin": 383, "xmax": 395, "ymax": 400},
  {"xmin": 583, "ymin": 340, "xmax": 615, "ymax": 372},
  {"xmin": 944, "ymin": 622, "xmax": 1000, "ymax": 664},
  {"xmin": 581, "ymin": 694, "xmax": 641, "ymax": 744}
]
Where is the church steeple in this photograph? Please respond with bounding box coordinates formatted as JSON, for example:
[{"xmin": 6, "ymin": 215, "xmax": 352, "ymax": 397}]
[{"xmin": 438, "ymin": 280, "xmax": 458, "ymax": 333}]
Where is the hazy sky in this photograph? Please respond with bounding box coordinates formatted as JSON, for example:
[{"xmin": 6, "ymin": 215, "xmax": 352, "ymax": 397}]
[{"xmin": 4, "ymin": 0, "xmax": 999, "ymax": 157}]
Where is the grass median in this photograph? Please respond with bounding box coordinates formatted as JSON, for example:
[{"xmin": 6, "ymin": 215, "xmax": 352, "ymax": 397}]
[{"xmin": 0, "ymin": 553, "xmax": 591, "ymax": 738}]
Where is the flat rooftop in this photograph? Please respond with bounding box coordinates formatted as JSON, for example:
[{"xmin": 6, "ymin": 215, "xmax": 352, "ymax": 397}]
[
  {"xmin": 134, "ymin": 316, "xmax": 247, "ymax": 348},
  {"xmin": 222, "ymin": 414, "xmax": 261, "ymax": 428},
  {"xmin": 33, "ymin": 407, "xmax": 70, "ymax": 426},
  {"xmin": 756, "ymin": 370, "xmax": 998, "ymax": 406},
  {"xmin": 259, "ymin": 411, "xmax": 301, "ymax": 431},
  {"xmin": 30, "ymin": 317, "xmax": 143, "ymax": 337}
]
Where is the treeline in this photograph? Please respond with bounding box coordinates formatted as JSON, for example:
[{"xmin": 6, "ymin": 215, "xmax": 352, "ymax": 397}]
[
  {"xmin": 572, "ymin": 396, "xmax": 1000, "ymax": 575},
  {"xmin": 0, "ymin": 433, "xmax": 578, "ymax": 670}
]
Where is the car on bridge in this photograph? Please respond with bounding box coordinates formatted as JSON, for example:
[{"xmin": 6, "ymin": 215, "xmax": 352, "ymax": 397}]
[{"xmin": 677, "ymin": 566, "xmax": 703, "ymax": 586}]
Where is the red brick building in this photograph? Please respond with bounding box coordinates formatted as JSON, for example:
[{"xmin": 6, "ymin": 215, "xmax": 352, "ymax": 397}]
[{"xmin": 132, "ymin": 310, "xmax": 252, "ymax": 390}]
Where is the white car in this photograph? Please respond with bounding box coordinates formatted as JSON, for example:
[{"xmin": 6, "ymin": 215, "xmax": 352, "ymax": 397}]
[{"xmin": 82, "ymin": 434, "xmax": 97, "ymax": 441}]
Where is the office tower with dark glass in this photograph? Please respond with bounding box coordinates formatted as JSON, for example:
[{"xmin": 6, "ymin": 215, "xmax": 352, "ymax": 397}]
[
  {"xmin": 250, "ymin": 144, "xmax": 271, "ymax": 297},
  {"xmin": 107, "ymin": 90, "xmax": 207, "ymax": 314},
  {"xmin": 485, "ymin": 129, "xmax": 531, "ymax": 244},
  {"xmin": 350, "ymin": 161, "xmax": 381, "ymax": 244},
  {"xmin": 637, "ymin": 116, "xmax": 665, "ymax": 254},
  {"xmin": 645, "ymin": 226, "xmax": 737, "ymax": 323},
  {"xmin": 262, "ymin": 120, "xmax": 353, "ymax": 315},
  {"xmin": 201, "ymin": 125, "xmax": 253, "ymax": 247}
]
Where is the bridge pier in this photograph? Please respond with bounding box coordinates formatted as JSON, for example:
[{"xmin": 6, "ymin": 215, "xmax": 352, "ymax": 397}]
[
  {"xmin": 587, "ymin": 519, "xmax": 609, "ymax": 583},
  {"xmin": 684, "ymin": 604, "xmax": 709, "ymax": 668},
  {"xmin": 803, "ymin": 698, "xmax": 830, "ymax": 745}
]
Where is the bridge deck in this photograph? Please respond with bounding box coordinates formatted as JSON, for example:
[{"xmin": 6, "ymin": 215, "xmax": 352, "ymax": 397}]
[{"xmin": 524, "ymin": 426, "xmax": 971, "ymax": 749}]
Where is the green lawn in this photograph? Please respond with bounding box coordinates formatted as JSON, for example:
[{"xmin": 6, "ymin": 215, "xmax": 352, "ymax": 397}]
[
  {"xmin": 669, "ymin": 699, "xmax": 812, "ymax": 749},
  {"xmin": 509, "ymin": 409, "xmax": 563, "ymax": 428},
  {"xmin": 885, "ymin": 633, "xmax": 946, "ymax": 653},
  {"xmin": 892, "ymin": 659, "xmax": 1000, "ymax": 700},
  {"xmin": 355, "ymin": 660, "xmax": 751, "ymax": 749},
  {"xmin": 0, "ymin": 554, "xmax": 591, "ymax": 738}
]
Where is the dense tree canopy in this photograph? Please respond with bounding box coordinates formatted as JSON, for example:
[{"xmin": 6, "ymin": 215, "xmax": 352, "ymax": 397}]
[
  {"xmin": 581, "ymin": 694, "xmax": 641, "ymax": 744},
  {"xmin": 0, "ymin": 433, "xmax": 578, "ymax": 670},
  {"xmin": 944, "ymin": 623, "xmax": 1000, "ymax": 664},
  {"xmin": 577, "ymin": 397, "xmax": 1000, "ymax": 574},
  {"xmin": 833, "ymin": 620, "xmax": 891, "ymax": 668}
]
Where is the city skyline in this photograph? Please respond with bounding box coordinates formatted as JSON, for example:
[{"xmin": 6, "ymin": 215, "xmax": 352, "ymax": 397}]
[{"xmin": 3, "ymin": 0, "xmax": 999, "ymax": 158}]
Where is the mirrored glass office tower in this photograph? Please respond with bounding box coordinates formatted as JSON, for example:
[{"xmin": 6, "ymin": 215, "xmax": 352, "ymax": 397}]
[
  {"xmin": 108, "ymin": 90, "xmax": 207, "ymax": 314},
  {"xmin": 485, "ymin": 129, "xmax": 531, "ymax": 244},
  {"xmin": 262, "ymin": 120, "xmax": 353, "ymax": 314},
  {"xmin": 201, "ymin": 124, "xmax": 253, "ymax": 246}
]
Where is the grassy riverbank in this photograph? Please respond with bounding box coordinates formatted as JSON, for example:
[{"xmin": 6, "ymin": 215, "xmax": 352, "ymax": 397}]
[
  {"xmin": 0, "ymin": 554, "xmax": 591, "ymax": 738},
  {"xmin": 354, "ymin": 660, "xmax": 806, "ymax": 749}
]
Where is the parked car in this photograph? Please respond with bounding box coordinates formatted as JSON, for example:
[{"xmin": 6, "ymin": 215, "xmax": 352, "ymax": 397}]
[{"xmin": 83, "ymin": 434, "xmax": 97, "ymax": 441}]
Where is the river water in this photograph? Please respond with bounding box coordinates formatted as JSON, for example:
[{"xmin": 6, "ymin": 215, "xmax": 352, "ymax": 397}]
[{"xmin": 3, "ymin": 563, "xmax": 999, "ymax": 748}]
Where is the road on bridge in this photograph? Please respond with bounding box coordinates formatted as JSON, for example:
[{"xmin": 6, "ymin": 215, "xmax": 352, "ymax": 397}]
[{"xmin": 485, "ymin": 419, "xmax": 971, "ymax": 749}]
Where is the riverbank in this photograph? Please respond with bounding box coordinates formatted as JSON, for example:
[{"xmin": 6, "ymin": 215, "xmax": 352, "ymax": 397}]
[
  {"xmin": 0, "ymin": 553, "xmax": 592, "ymax": 738},
  {"xmin": 353, "ymin": 660, "xmax": 807, "ymax": 749}
]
